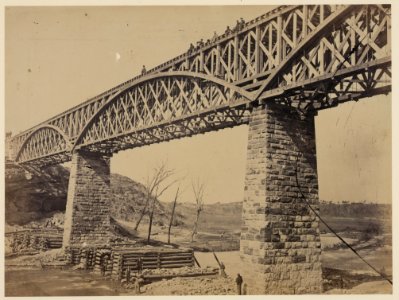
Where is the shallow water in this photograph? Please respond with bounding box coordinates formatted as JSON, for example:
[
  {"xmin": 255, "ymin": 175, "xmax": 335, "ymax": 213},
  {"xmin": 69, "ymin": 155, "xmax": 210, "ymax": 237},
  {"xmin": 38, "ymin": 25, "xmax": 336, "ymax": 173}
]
[{"xmin": 5, "ymin": 269, "xmax": 121, "ymax": 296}]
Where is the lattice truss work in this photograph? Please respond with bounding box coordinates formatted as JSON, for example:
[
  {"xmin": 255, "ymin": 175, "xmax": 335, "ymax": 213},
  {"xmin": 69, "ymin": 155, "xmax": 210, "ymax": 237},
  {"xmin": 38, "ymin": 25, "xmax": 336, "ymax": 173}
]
[
  {"xmin": 253, "ymin": 5, "xmax": 391, "ymax": 114},
  {"xmin": 76, "ymin": 74, "xmax": 251, "ymax": 153},
  {"xmin": 15, "ymin": 126, "xmax": 71, "ymax": 166},
  {"xmin": 11, "ymin": 4, "xmax": 391, "ymax": 167},
  {"xmin": 10, "ymin": 92, "xmax": 112, "ymax": 158}
]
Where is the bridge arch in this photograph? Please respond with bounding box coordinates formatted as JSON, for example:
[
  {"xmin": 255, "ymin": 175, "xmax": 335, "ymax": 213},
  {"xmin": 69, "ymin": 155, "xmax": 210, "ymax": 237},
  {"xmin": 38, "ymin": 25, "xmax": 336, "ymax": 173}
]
[
  {"xmin": 72, "ymin": 71, "xmax": 255, "ymax": 151},
  {"xmin": 15, "ymin": 124, "xmax": 71, "ymax": 163}
]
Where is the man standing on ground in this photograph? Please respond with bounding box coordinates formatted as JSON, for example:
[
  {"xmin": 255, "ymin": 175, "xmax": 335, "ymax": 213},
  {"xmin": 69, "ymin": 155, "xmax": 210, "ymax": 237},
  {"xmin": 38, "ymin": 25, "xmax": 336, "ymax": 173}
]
[{"xmin": 235, "ymin": 273, "xmax": 243, "ymax": 295}]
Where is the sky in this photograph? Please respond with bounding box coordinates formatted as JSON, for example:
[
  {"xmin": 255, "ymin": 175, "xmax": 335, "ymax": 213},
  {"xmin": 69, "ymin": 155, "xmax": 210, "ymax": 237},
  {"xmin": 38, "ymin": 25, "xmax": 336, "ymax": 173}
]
[{"xmin": 5, "ymin": 5, "xmax": 392, "ymax": 204}]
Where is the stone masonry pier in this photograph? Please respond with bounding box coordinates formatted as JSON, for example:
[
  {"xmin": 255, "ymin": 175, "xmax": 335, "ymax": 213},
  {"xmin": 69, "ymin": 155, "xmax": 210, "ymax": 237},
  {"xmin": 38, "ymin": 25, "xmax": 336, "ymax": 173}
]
[
  {"xmin": 63, "ymin": 150, "xmax": 112, "ymax": 247},
  {"xmin": 240, "ymin": 103, "xmax": 322, "ymax": 294}
]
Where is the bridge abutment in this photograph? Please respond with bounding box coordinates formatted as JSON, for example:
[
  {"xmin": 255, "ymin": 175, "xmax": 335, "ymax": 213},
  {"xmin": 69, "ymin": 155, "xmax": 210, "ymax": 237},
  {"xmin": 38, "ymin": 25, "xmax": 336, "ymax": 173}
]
[
  {"xmin": 63, "ymin": 150, "xmax": 112, "ymax": 248},
  {"xmin": 240, "ymin": 103, "xmax": 322, "ymax": 294}
]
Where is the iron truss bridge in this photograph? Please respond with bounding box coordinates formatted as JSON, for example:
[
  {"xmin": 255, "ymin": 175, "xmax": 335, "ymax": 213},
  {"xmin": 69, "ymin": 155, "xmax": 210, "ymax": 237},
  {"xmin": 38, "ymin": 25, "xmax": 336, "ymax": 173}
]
[{"xmin": 10, "ymin": 4, "xmax": 391, "ymax": 168}]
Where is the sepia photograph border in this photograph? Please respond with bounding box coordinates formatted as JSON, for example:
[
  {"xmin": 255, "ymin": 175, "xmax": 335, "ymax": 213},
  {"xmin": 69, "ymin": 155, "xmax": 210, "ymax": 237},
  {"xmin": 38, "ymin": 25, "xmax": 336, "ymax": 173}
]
[{"xmin": 0, "ymin": 0, "xmax": 398, "ymax": 299}]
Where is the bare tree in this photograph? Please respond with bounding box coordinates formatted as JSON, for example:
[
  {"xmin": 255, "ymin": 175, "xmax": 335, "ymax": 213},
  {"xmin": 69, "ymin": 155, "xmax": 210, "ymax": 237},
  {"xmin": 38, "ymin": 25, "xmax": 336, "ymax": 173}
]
[
  {"xmin": 144, "ymin": 163, "xmax": 177, "ymax": 244},
  {"xmin": 191, "ymin": 178, "xmax": 205, "ymax": 242},
  {"xmin": 168, "ymin": 186, "xmax": 181, "ymax": 244},
  {"xmin": 134, "ymin": 163, "xmax": 173, "ymax": 231}
]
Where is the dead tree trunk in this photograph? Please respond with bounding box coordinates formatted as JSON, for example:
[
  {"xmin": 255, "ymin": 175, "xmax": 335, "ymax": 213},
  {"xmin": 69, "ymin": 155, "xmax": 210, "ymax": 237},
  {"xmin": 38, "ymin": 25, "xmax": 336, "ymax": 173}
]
[
  {"xmin": 191, "ymin": 178, "xmax": 205, "ymax": 242},
  {"xmin": 168, "ymin": 187, "xmax": 180, "ymax": 244},
  {"xmin": 134, "ymin": 191, "xmax": 150, "ymax": 231},
  {"xmin": 191, "ymin": 212, "xmax": 201, "ymax": 242},
  {"xmin": 147, "ymin": 201, "xmax": 156, "ymax": 244}
]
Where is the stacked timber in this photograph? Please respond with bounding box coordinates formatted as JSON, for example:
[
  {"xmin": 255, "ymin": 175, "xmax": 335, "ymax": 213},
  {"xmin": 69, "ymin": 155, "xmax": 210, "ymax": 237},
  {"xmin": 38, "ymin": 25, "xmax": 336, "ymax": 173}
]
[
  {"xmin": 46, "ymin": 235, "xmax": 63, "ymax": 248},
  {"xmin": 6, "ymin": 230, "xmax": 63, "ymax": 253},
  {"xmin": 70, "ymin": 248, "xmax": 81, "ymax": 265},
  {"xmin": 93, "ymin": 248, "xmax": 112, "ymax": 274},
  {"xmin": 86, "ymin": 249, "xmax": 95, "ymax": 269},
  {"xmin": 159, "ymin": 250, "xmax": 194, "ymax": 268},
  {"xmin": 141, "ymin": 252, "xmax": 159, "ymax": 269},
  {"xmin": 121, "ymin": 252, "xmax": 140, "ymax": 270},
  {"xmin": 109, "ymin": 248, "xmax": 194, "ymax": 282},
  {"xmin": 111, "ymin": 252, "xmax": 123, "ymax": 281},
  {"xmin": 66, "ymin": 247, "xmax": 194, "ymax": 282}
]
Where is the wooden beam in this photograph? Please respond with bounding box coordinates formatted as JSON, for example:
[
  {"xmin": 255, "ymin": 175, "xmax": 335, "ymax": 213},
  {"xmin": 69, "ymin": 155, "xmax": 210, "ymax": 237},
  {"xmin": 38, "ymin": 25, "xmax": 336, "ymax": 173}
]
[
  {"xmin": 216, "ymin": 44, "xmax": 221, "ymax": 77},
  {"xmin": 320, "ymin": 5, "xmax": 324, "ymax": 22},
  {"xmin": 199, "ymin": 51, "xmax": 204, "ymax": 72},
  {"xmin": 350, "ymin": 12, "xmax": 356, "ymax": 65},
  {"xmin": 303, "ymin": 5, "xmax": 308, "ymax": 37},
  {"xmin": 234, "ymin": 36, "xmax": 239, "ymax": 80},
  {"xmin": 255, "ymin": 25, "xmax": 261, "ymax": 74},
  {"xmin": 277, "ymin": 15, "xmax": 282, "ymax": 65}
]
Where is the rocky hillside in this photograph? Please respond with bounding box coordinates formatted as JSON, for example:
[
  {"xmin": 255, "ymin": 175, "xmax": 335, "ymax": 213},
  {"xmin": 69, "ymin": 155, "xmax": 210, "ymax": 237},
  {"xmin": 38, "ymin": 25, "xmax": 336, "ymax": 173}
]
[
  {"xmin": 110, "ymin": 173, "xmax": 184, "ymax": 226},
  {"xmin": 5, "ymin": 163, "xmax": 182, "ymax": 227},
  {"xmin": 5, "ymin": 163, "xmax": 69, "ymax": 225}
]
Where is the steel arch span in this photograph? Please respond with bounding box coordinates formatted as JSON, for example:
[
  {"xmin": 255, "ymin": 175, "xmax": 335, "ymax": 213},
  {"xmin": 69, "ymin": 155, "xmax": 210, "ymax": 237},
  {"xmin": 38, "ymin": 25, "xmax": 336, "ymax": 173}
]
[
  {"xmin": 10, "ymin": 4, "xmax": 391, "ymax": 167},
  {"xmin": 14, "ymin": 125, "xmax": 72, "ymax": 166},
  {"xmin": 14, "ymin": 72, "xmax": 253, "ymax": 165},
  {"xmin": 73, "ymin": 71, "xmax": 254, "ymax": 153}
]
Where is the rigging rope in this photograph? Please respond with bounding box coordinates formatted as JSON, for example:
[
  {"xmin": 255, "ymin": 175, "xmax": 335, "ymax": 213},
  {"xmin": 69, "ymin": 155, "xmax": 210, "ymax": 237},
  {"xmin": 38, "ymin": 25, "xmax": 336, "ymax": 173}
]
[{"xmin": 294, "ymin": 152, "xmax": 392, "ymax": 285}]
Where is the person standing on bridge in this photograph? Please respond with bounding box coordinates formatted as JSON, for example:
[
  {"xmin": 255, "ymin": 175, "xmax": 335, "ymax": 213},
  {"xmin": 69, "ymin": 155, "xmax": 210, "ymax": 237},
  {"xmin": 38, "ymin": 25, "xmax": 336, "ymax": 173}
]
[
  {"xmin": 188, "ymin": 43, "xmax": 195, "ymax": 54},
  {"xmin": 225, "ymin": 26, "xmax": 232, "ymax": 35},
  {"xmin": 211, "ymin": 31, "xmax": 218, "ymax": 42},
  {"xmin": 197, "ymin": 38, "xmax": 204, "ymax": 48},
  {"xmin": 141, "ymin": 65, "xmax": 147, "ymax": 75},
  {"xmin": 240, "ymin": 18, "xmax": 245, "ymax": 29},
  {"xmin": 234, "ymin": 20, "xmax": 241, "ymax": 32}
]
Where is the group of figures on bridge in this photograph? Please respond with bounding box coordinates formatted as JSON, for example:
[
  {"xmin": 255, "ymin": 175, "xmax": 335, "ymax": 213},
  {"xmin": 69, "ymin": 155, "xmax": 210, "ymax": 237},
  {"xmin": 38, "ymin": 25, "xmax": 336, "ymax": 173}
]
[{"xmin": 188, "ymin": 17, "xmax": 247, "ymax": 54}]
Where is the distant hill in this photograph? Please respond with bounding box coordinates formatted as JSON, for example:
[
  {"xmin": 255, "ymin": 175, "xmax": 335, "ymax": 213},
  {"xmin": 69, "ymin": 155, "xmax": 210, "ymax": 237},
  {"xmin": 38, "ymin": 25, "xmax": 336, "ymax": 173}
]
[
  {"xmin": 5, "ymin": 162, "xmax": 391, "ymax": 235},
  {"xmin": 170, "ymin": 200, "xmax": 391, "ymax": 234},
  {"xmin": 320, "ymin": 201, "xmax": 391, "ymax": 218},
  {"xmin": 171, "ymin": 202, "xmax": 242, "ymax": 234},
  {"xmin": 110, "ymin": 173, "xmax": 184, "ymax": 226}
]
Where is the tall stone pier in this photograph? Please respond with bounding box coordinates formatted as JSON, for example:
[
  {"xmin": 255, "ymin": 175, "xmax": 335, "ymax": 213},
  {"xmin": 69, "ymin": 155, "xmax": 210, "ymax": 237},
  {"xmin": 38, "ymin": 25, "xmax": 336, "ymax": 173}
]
[
  {"xmin": 63, "ymin": 150, "xmax": 112, "ymax": 247},
  {"xmin": 240, "ymin": 103, "xmax": 322, "ymax": 294}
]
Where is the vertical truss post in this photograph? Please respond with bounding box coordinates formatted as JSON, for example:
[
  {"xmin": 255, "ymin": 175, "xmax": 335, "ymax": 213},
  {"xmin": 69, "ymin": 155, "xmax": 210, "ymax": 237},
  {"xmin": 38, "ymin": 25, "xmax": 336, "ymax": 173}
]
[
  {"xmin": 303, "ymin": 5, "xmax": 308, "ymax": 38},
  {"xmin": 350, "ymin": 12, "xmax": 356, "ymax": 65},
  {"xmin": 199, "ymin": 50, "xmax": 204, "ymax": 72},
  {"xmin": 320, "ymin": 5, "xmax": 324, "ymax": 22},
  {"xmin": 255, "ymin": 25, "xmax": 261, "ymax": 74},
  {"xmin": 234, "ymin": 35, "xmax": 239, "ymax": 80},
  {"xmin": 185, "ymin": 57, "xmax": 189, "ymax": 71},
  {"xmin": 277, "ymin": 15, "xmax": 282, "ymax": 65},
  {"xmin": 216, "ymin": 44, "xmax": 221, "ymax": 77}
]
